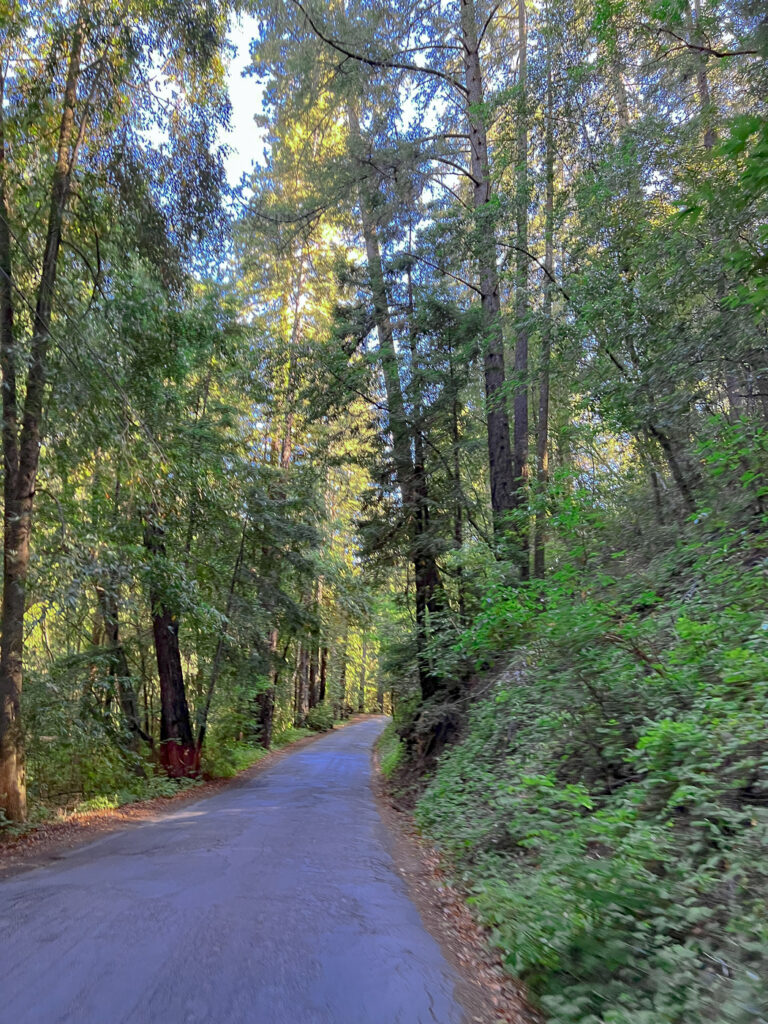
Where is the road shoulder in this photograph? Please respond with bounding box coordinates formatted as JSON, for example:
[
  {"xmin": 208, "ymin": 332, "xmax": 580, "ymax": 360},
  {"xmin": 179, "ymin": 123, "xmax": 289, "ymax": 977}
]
[{"xmin": 371, "ymin": 740, "xmax": 538, "ymax": 1024}]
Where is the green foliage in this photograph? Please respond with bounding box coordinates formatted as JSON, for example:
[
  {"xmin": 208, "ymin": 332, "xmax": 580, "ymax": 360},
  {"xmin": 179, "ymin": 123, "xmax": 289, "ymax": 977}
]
[
  {"xmin": 305, "ymin": 703, "xmax": 335, "ymax": 731},
  {"xmin": 417, "ymin": 510, "xmax": 768, "ymax": 1024},
  {"xmin": 200, "ymin": 742, "xmax": 268, "ymax": 780},
  {"xmin": 377, "ymin": 722, "xmax": 404, "ymax": 779},
  {"xmin": 74, "ymin": 776, "xmax": 194, "ymax": 813},
  {"xmin": 273, "ymin": 726, "xmax": 314, "ymax": 746}
]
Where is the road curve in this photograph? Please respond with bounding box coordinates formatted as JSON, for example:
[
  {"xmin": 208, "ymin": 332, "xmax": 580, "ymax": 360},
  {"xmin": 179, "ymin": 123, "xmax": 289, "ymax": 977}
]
[{"xmin": 1, "ymin": 718, "xmax": 465, "ymax": 1024}]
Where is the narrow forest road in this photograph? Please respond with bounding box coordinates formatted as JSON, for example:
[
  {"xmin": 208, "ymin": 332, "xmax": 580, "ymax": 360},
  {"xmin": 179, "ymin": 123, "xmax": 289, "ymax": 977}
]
[{"xmin": 1, "ymin": 718, "xmax": 466, "ymax": 1024}]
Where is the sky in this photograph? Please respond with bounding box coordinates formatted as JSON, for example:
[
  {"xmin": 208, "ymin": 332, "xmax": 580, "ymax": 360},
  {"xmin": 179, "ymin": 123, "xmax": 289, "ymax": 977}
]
[{"xmin": 221, "ymin": 14, "xmax": 267, "ymax": 189}]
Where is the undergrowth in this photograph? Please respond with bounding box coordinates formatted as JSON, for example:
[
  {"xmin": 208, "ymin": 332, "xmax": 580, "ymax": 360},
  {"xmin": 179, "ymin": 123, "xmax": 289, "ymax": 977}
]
[
  {"xmin": 414, "ymin": 501, "xmax": 768, "ymax": 1024},
  {"xmin": 377, "ymin": 721, "xmax": 405, "ymax": 778},
  {"xmin": 2, "ymin": 718, "xmax": 319, "ymax": 836}
]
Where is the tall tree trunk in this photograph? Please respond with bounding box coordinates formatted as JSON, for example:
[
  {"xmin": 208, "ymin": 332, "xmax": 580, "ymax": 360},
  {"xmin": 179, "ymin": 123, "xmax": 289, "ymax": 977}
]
[
  {"xmin": 308, "ymin": 647, "xmax": 319, "ymax": 709},
  {"xmin": 647, "ymin": 425, "xmax": 698, "ymax": 514},
  {"xmin": 255, "ymin": 627, "xmax": 278, "ymax": 748},
  {"xmin": 295, "ymin": 644, "xmax": 309, "ymax": 726},
  {"xmin": 534, "ymin": 39, "xmax": 554, "ymax": 580},
  {"xmin": 338, "ymin": 625, "xmax": 349, "ymax": 717},
  {"xmin": 513, "ymin": 0, "xmax": 530, "ymax": 577},
  {"xmin": 95, "ymin": 584, "xmax": 152, "ymax": 748},
  {"xmin": 447, "ymin": 339, "xmax": 467, "ymax": 621},
  {"xmin": 307, "ymin": 576, "xmax": 322, "ymax": 710},
  {"xmin": 280, "ymin": 256, "xmax": 305, "ymax": 468},
  {"xmin": 348, "ymin": 104, "xmax": 443, "ymax": 700},
  {"xmin": 407, "ymin": 260, "xmax": 443, "ymax": 697},
  {"xmin": 318, "ymin": 646, "xmax": 328, "ymax": 703},
  {"xmin": 144, "ymin": 512, "xmax": 197, "ymax": 777},
  {"xmin": 196, "ymin": 519, "xmax": 247, "ymax": 752},
  {"xmin": 690, "ymin": 0, "xmax": 718, "ymax": 150},
  {"xmin": 0, "ymin": 28, "xmax": 83, "ymax": 821},
  {"xmin": 459, "ymin": 0, "xmax": 516, "ymax": 533},
  {"xmin": 358, "ymin": 633, "xmax": 367, "ymax": 713},
  {"xmin": 256, "ymin": 282, "xmax": 305, "ymax": 742}
]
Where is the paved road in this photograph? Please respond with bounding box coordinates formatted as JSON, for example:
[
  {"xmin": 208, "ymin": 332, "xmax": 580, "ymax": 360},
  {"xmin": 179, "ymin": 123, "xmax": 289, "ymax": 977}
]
[{"xmin": 1, "ymin": 718, "xmax": 464, "ymax": 1024}]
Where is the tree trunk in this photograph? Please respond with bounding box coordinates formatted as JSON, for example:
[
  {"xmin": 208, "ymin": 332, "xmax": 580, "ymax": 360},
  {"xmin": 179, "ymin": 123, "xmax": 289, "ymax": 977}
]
[
  {"xmin": 280, "ymin": 257, "xmax": 305, "ymax": 468},
  {"xmin": 338, "ymin": 625, "xmax": 349, "ymax": 717},
  {"xmin": 255, "ymin": 683, "xmax": 275, "ymax": 749},
  {"xmin": 534, "ymin": 40, "xmax": 554, "ymax": 580},
  {"xmin": 459, "ymin": 0, "xmax": 516, "ymax": 532},
  {"xmin": 513, "ymin": 0, "xmax": 530, "ymax": 577},
  {"xmin": 295, "ymin": 644, "xmax": 309, "ymax": 726},
  {"xmin": 0, "ymin": 28, "xmax": 83, "ymax": 821},
  {"xmin": 95, "ymin": 584, "xmax": 152, "ymax": 748},
  {"xmin": 448, "ymin": 340, "xmax": 467, "ymax": 620},
  {"xmin": 255, "ymin": 624, "xmax": 279, "ymax": 749},
  {"xmin": 308, "ymin": 645, "xmax": 319, "ymax": 709},
  {"xmin": 318, "ymin": 646, "xmax": 328, "ymax": 703},
  {"xmin": 647, "ymin": 424, "xmax": 698, "ymax": 514},
  {"xmin": 690, "ymin": 0, "xmax": 718, "ymax": 149},
  {"xmin": 348, "ymin": 103, "xmax": 443, "ymax": 700},
  {"xmin": 144, "ymin": 513, "xmax": 197, "ymax": 776},
  {"xmin": 196, "ymin": 519, "xmax": 247, "ymax": 752},
  {"xmin": 407, "ymin": 261, "xmax": 443, "ymax": 697},
  {"xmin": 358, "ymin": 633, "xmax": 367, "ymax": 713}
]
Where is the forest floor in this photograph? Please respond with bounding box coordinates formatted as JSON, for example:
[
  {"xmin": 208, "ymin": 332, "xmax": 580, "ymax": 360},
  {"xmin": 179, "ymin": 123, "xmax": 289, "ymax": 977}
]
[{"xmin": 0, "ymin": 717, "xmax": 366, "ymax": 879}]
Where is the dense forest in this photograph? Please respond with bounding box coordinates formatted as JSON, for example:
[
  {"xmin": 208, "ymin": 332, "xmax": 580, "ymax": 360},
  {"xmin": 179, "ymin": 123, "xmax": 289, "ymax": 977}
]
[{"xmin": 0, "ymin": 1, "xmax": 766, "ymax": 1021}]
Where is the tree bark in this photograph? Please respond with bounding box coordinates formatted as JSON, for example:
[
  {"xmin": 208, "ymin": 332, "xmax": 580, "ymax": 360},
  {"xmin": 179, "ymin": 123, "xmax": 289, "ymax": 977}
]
[
  {"xmin": 318, "ymin": 646, "xmax": 328, "ymax": 703},
  {"xmin": 144, "ymin": 512, "xmax": 197, "ymax": 776},
  {"xmin": 338, "ymin": 625, "xmax": 349, "ymax": 717},
  {"xmin": 95, "ymin": 584, "xmax": 152, "ymax": 748},
  {"xmin": 348, "ymin": 104, "xmax": 443, "ymax": 700},
  {"xmin": 0, "ymin": 28, "xmax": 83, "ymax": 821},
  {"xmin": 534, "ymin": 39, "xmax": 554, "ymax": 580},
  {"xmin": 280, "ymin": 257, "xmax": 305, "ymax": 469},
  {"xmin": 459, "ymin": 0, "xmax": 516, "ymax": 532},
  {"xmin": 358, "ymin": 633, "xmax": 367, "ymax": 713},
  {"xmin": 690, "ymin": 0, "xmax": 718, "ymax": 150},
  {"xmin": 294, "ymin": 643, "xmax": 309, "ymax": 726},
  {"xmin": 308, "ymin": 645, "xmax": 319, "ymax": 709},
  {"xmin": 447, "ymin": 338, "xmax": 467, "ymax": 621},
  {"xmin": 196, "ymin": 518, "xmax": 247, "ymax": 752},
  {"xmin": 513, "ymin": 0, "xmax": 530, "ymax": 577}
]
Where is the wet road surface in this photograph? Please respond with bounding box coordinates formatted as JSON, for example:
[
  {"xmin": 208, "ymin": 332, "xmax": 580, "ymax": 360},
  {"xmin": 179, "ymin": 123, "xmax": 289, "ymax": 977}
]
[{"xmin": 1, "ymin": 718, "xmax": 464, "ymax": 1024}]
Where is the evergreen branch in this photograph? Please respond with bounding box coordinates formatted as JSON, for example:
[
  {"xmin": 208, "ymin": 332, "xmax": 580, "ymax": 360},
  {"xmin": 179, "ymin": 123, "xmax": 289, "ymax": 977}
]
[{"xmin": 288, "ymin": 0, "xmax": 469, "ymax": 96}]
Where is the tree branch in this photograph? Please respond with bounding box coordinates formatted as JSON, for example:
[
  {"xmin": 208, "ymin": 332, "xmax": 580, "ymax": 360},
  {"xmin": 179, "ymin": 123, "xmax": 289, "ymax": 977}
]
[{"xmin": 288, "ymin": 0, "xmax": 469, "ymax": 96}]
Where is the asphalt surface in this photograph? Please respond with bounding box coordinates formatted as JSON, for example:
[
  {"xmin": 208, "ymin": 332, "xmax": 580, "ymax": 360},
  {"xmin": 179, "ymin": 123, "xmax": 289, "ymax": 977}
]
[{"xmin": 1, "ymin": 718, "xmax": 465, "ymax": 1024}]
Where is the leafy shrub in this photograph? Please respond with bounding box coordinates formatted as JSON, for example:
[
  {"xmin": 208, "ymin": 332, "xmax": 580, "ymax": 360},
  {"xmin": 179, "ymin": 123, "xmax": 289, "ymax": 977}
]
[
  {"xmin": 377, "ymin": 722, "xmax": 404, "ymax": 778},
  {"xmin": 273, "ymin": 726, "xmax": 314, "ymax": 745},
  {"xmin": 416, "ymin": 524, "xmax": 768, "ymax": 1024},
  {"xmin": 201, "ymin": 742, "xmax": 266, "ymax": 779},
  {"xmin": 305, "ymin": 703, "xmax": 335, "ymax": 731}
]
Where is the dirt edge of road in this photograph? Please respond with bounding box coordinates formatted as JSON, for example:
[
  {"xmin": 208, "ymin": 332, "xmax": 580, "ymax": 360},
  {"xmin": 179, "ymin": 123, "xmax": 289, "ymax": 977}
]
[
  {"xmin": 0, "ymin": 716, "xmax": 372, "ymax": 879},
  {"xmin": 371, "ymin": 745, "xmax": 539, "ymax": 1024}
]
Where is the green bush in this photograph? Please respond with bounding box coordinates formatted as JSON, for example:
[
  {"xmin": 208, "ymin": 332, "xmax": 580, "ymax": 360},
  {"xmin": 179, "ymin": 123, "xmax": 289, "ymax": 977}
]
[
  {"xmin": 305, "ymin": 703, "xmax": 335, "ymax": 732},
  {"xmin": 201, "ymin": 741, "xmax": 266, "ymax": 779},
  {"xmin": 377, "ymin": 722, "xmax": 404, "ymax": 778},
  {"xmin": 416, "ymin": 525, "xmax": 768, "ymax": 1024}
]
